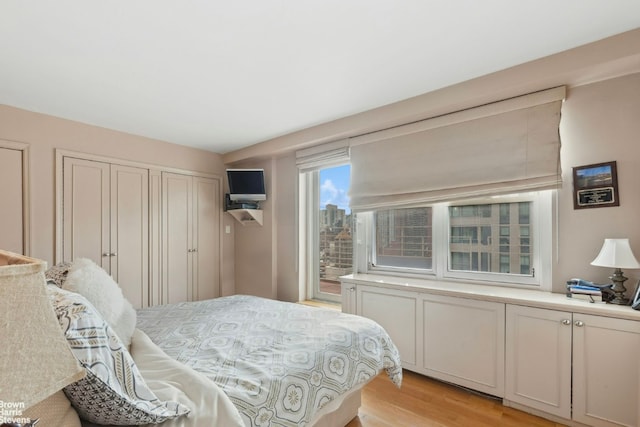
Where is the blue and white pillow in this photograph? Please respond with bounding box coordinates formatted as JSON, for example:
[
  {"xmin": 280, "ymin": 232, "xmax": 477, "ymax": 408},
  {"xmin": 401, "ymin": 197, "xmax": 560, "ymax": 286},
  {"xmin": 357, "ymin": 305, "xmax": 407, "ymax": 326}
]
[{"xmin": 48, "ymin": 285, "xmax": 190, "ymax": 425}]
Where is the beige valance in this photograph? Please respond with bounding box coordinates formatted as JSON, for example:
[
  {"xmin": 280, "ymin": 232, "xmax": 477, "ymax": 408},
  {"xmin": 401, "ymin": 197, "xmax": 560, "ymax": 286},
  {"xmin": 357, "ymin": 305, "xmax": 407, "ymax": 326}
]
[{"xmin": 296, "ymin": 139, "xmax": 350, "ymax": 172}]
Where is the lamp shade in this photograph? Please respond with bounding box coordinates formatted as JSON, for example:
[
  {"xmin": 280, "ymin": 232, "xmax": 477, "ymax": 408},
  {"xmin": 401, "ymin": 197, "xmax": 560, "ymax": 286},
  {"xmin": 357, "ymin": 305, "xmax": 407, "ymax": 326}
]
[
  {"xmin": 590, "ymin": 238, "xmax": 640, "ymax": 269},
  {"xmin": 0, "ymin": 250, "xmax": 85, "ymax": 409}
]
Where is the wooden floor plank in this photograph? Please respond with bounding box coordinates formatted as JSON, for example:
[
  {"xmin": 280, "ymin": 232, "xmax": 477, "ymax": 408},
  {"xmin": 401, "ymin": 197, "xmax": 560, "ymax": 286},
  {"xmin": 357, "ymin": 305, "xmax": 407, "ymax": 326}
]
[{"xmin": 346, "ymin": 370, "xmax": 568, "ymax": 427}]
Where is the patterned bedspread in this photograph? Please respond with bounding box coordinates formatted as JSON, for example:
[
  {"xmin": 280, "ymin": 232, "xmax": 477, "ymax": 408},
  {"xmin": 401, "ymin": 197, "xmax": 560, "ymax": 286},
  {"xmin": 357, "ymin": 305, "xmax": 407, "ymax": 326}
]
[{"xmin": 136, "ymin": 295, "xmax": 402, "ymax": 427}]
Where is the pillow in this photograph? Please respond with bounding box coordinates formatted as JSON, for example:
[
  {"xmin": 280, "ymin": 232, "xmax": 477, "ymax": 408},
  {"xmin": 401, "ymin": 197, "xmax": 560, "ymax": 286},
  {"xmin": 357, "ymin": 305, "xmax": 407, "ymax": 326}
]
[
  {"xmin": 63, "ymin": 258, "xmax": 136, "ymax": 348},
  {"xmin": 45, "ymin": 261, "xmax": 73, "ymax": 287},
  {"xmin": 48, "ymin": 285, "xmax": 190, "ymax": 425}
]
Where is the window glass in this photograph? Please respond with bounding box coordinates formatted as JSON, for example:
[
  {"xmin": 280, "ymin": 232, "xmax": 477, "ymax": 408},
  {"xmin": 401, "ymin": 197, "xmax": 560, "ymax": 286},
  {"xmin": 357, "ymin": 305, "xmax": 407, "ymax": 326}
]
[
  {"xmin": 449, "ymin": 202, "xmax": 533, "ymax": 275},
  {"xmin": 365, "ymin": 193, "xmax": 545, "ymax": 286},
  {"xmin": 374, "ymin": 207, "xmax": 432, "ymax": 270},
  {"xmin": 318, "ymin": 165, "xmax": 351, "ymax": 298}
]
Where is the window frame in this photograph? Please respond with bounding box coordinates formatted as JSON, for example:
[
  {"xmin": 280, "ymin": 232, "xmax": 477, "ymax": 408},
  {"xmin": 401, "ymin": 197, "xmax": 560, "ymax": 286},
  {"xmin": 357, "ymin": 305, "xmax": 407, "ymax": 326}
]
[
  {"xmin": 299, "ymin": 165, "xmax": 351, "ymax": 303},
  {"xmin": 357, "ymin": 191, "xmax": 553, "ymax": 290}
]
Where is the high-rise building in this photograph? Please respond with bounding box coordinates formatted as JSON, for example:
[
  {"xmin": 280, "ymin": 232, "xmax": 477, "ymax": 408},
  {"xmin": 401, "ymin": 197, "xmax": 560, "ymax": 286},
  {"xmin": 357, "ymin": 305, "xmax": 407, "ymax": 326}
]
[
  {"xmin": 319, "ymin": 204, "xmax": 352, "ymax": 281},
  {"xmin": 320, "ymin": 204, "xmax": 347, "ymax": 229}
]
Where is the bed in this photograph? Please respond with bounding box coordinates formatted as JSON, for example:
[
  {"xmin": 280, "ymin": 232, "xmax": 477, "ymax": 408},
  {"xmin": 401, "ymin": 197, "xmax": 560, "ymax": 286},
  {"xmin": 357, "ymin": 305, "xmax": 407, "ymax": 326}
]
[
  {"xmin": 135, "ymin": 294, "xmax": 402, "ymax": 426},
  {"xmin": 43, "ymin": 258, "xmax": 402, "ymax": 427}
]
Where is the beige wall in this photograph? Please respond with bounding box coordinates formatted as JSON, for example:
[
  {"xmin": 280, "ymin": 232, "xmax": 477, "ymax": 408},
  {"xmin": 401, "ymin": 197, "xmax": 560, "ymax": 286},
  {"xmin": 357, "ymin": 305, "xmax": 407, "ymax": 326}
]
[
  {"xmin": 228, "ymin": 158, "xmax": 277, "ymax": 299},
  {"xmin": 0, "ymin": 105, "xmax": 235, "ymax": 296},
  {"xmin": 4, "ymin": 29, "xmax": 640, "ymax": 303},
  {"xmin": 225, "ymin": 29, "xmax": 640, "ymax": 302},
  {"xmin": 230, "ymin": 72, "xmax": 640, "ymax": 301},
  {"xmin": 225, "ymin": 153, "xmax": 299, "ymax": 302},
  {"xmin": 274, "ymin": 152, "xmax": 299, "ymax": 301},
  {"xmin": 556, "ymin": 73, "xmax": 640, "ymax": 291},
  {"xmin": 223, "ymin": 29, "xmax": 640, "ymax": 165}
]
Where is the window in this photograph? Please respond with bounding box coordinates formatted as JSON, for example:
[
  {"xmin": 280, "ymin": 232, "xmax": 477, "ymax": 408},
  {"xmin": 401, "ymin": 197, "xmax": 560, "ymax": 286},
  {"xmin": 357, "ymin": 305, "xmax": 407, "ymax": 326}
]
[
  {"xmin": 360, "ymin": 192, "xmax": 551, "ymax": 287},
  {"xmin": 450, "ymin": 201, "xmax": 533, "ymax": 276},
  {"xmin": 297, "ymin": 140, "xmax": 351, "ymax": 302},
  {"xmin": 318, "ymin": 165, "xmax": 352, "ymax": 299},
  {"xmin": 300, "ymin": 164, "xmax": 351, "ymax": 302},
  {"xmin": 374, "ymin": 207, "xmax": 432, "ymax": 270}
]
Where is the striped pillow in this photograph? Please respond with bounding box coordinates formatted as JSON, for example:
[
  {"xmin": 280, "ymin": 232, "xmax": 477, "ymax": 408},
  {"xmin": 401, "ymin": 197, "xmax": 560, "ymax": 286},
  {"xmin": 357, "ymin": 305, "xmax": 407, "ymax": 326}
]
[{"xmin": 48, "ymin": 285, "xmax": 190, "ymax": 425}]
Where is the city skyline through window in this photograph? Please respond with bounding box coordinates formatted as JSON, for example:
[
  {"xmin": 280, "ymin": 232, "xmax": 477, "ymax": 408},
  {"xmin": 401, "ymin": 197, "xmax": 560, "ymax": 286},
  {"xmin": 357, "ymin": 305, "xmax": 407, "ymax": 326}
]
[
  {"xmin": 318, "ymin": 164, "xmax": 351, "ymax": 296},
  {"xmin": 320, "ymin": 164, "xmax": 351, "ymax": 214}
]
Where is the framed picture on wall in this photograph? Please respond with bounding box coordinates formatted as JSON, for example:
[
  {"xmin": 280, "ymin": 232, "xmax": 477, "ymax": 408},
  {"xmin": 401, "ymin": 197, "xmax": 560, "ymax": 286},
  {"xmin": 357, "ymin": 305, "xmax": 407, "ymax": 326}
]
[{"xmin": 572, "ymin": 161, "xmax": 619, "ymax": 209}]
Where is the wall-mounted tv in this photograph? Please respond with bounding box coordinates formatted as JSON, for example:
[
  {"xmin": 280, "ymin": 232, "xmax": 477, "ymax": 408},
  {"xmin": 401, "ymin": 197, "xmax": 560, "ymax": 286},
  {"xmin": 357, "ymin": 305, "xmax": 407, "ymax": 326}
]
[{"xmin": 227, "ymin": 169, "xmax": 266, "ymax": 201}]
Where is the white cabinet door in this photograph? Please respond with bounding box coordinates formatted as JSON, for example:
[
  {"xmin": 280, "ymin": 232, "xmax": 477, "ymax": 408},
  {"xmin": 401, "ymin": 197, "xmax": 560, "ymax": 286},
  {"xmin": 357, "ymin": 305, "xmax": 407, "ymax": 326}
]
[
  {"xmin": 422, "ymin": 294, "xmax": 505, "ymax": 397},
  {"xmin": 340, "ymin": 282, "xmax": 357, "ymax": 314},
  {"xmin": 505, "ymin": 305, "xmax": 572, "ymax": 418},
  {"xmin": 356, "ymin": 284, "xmax": 418, "ymax": 369},
  {"xmin": 0, "ymin": 146, "xmax": 24, "ymax": 254},
  {"xmin": 573, "ymin": 314, "xmax": 640, "ymax": 427}
]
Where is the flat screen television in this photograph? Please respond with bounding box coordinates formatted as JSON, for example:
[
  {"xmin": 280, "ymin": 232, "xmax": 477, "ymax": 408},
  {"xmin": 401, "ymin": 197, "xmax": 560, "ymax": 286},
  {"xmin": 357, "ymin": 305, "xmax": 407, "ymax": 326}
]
[{"xmin": 227, "ymin": 169, "xmax": 266, "ymax": 201}]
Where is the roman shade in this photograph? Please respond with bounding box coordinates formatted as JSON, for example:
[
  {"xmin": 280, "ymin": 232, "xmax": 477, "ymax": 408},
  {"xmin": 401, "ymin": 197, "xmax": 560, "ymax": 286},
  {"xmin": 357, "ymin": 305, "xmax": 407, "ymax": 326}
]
[
  {"xmin": 296, "ymin": 139, "xmax": 350, "ymax": 172},
  {"xmin": 349, "ymin": 86, "xmax": 566, "ymax": 211}
]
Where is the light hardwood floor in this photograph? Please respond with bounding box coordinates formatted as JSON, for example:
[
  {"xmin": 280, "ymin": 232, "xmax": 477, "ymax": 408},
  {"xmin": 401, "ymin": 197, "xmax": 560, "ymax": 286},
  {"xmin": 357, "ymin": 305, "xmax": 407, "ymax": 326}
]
[{"xmin": 347, "ymin": 370, "xmax": 568, "ymax": 427}]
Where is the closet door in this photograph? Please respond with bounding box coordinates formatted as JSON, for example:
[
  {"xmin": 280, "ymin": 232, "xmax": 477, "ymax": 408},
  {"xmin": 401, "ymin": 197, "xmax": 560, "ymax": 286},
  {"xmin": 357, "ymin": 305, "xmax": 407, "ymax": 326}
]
[
  {"xmin": 62, "ymin": 157, "xmax": 149, "ymax": 308},
  {"xmin": 110, "ymin": 165, "xmax": 149, "ymax": 309},
  {"xmin": 161, "ymin": 173, "xmax": 221, "ymax": 304},
  {"xmin": 162, "ymin": 172, "xmax": 193, "ymax": 304},
  {"xmin": 0, "ymin": 147, "xmax": 24, "ymax": 254},
  {"xmin": 63, "ymin": 157, "xmax": 110, "ymax": 266},
  {"xmin": 192, "ymin": 176, "xmax": 220, "ymax": 301}
]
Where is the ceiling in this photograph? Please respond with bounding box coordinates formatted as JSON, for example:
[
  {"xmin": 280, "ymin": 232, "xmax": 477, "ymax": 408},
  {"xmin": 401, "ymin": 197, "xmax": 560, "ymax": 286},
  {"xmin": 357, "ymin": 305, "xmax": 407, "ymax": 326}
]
[{"xmin": 1, "ymin": 1, "xmax": 640, "ymax": 155}]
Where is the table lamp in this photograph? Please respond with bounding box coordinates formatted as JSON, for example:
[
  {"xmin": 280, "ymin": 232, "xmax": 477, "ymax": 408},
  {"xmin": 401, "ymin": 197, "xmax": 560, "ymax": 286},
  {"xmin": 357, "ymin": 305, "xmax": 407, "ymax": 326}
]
[
  {"xmin": 0, "ymin": 250, "xmax": 85, "ymax": 419},
  {"xmin": 590, "ymin": 238, "xmax": 640, "ymax": 305}
]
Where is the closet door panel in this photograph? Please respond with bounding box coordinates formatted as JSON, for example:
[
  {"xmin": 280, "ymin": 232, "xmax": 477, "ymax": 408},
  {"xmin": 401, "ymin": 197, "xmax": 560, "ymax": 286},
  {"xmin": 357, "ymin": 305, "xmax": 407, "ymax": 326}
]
[
  {"xmin": 193, "ymin": 176, "xmax": 220, "ymax": 301},
  {"xmin": 162, "ymin": 172, "xmax": 193, "ymax": 304},
  {"xmin": 149, "ymin": 170, "xmax": 162, "ymax": 307},
  {"xmin": 0, "ymin": 147, "xmax": 24, "ymax": 254},
  {"xmin": 111, "ymin": 164, "xmax": 149, "ymax": 309},
  {"xmin": 63, "ymin": 157, "xmax": 110, "ymax": 267}
]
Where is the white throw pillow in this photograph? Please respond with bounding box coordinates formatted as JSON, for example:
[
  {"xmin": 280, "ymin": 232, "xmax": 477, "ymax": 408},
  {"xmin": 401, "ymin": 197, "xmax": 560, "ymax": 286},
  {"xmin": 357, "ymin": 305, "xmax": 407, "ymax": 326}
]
[{"xmin": 63, "ymin": 258, "xmax": 136, "ymax": 348}]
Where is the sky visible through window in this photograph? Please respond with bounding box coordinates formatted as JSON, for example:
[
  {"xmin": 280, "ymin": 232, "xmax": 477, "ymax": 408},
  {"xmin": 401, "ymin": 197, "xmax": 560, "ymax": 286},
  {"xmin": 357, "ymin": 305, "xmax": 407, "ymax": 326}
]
[{"xmin": 320, "ymin": 164, "xmax": 351, "ymax": 214}]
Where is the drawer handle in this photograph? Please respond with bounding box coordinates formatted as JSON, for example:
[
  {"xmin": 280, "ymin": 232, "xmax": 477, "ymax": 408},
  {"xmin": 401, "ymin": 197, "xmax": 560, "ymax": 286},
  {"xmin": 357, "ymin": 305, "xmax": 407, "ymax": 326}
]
[
  {"xmin": 574, "ymin": 320, "xmax": 585, "ymax": 327},
  {"xmin": 561, "ymin": 319, "xmax": 571, "ymax": 325}
]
